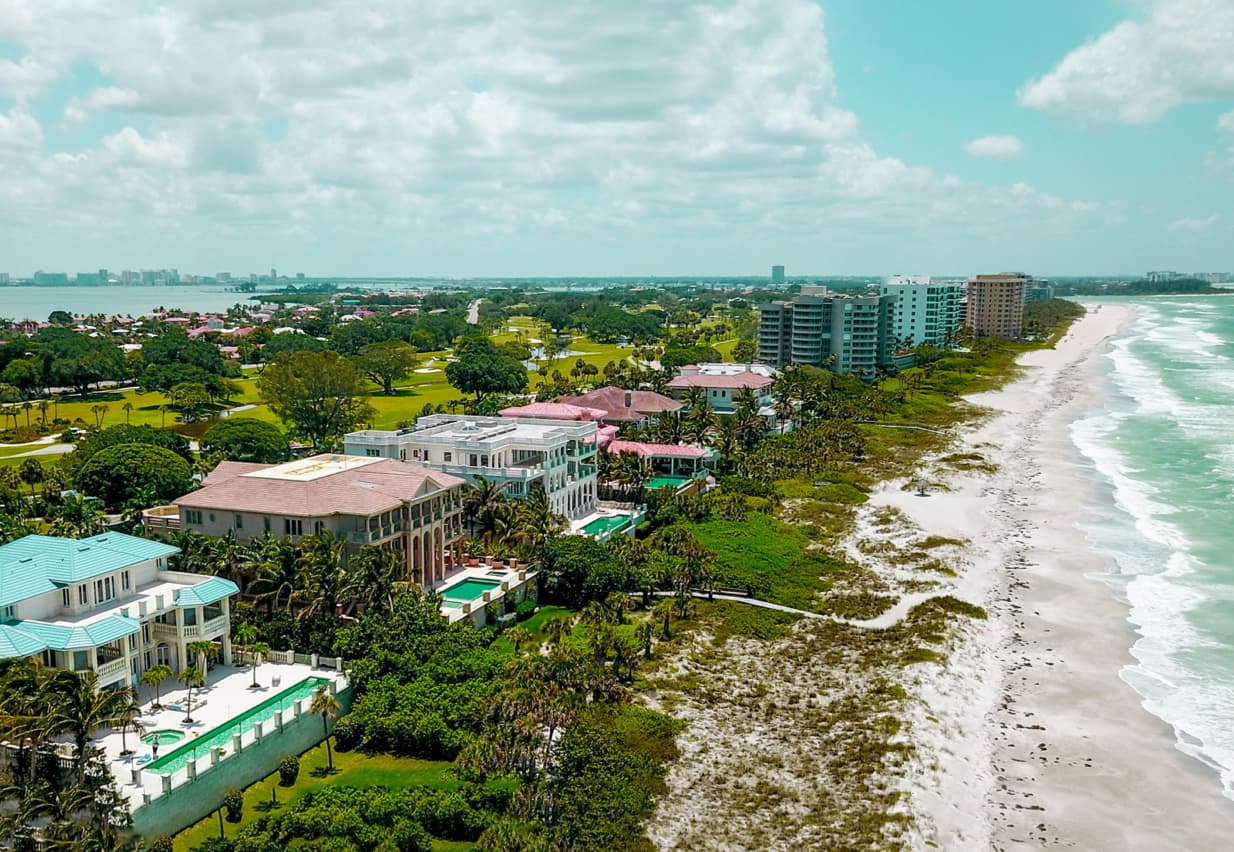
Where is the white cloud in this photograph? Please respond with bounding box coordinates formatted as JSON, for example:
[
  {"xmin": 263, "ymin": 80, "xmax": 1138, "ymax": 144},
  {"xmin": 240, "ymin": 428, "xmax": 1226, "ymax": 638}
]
[
  {"xmin": 1018, "ymin": 0, "xmax": 1234, "ymax": 124},
  {"xmin": 0, "ymin": 0, "xmax": 1105, "ymax": 271},
  {"xmin": 963, "ymin": 135, "xmax": 1024, "ymax": 160},
  {"xmin": 1168, "ymin": 214, "xmax": 1219, "ymax": 232},
  {"xmin": 0, "ymin": 107, "xmax": 43, "ymax": 149}
]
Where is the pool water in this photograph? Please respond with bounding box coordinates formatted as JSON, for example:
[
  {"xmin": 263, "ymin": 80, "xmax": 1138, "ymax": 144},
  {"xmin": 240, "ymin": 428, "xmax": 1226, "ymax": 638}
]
[
  {"xmin": 645, "ymin": 476, "xmax": 689, "ymax": 491},
  {"xmin": 583, "ymin": 515, "xmax": 630, "ymax": 536},
  {"xmin": 141, "ymin": 729, "xmax": 185, "ymax": 746},
  {"xmin": 147, "ymin": 676, "xmax": 332, "ymax": 775},
  {"xmin": 439, "ymin": 579, "xmax": 500, "ymax": 601}
]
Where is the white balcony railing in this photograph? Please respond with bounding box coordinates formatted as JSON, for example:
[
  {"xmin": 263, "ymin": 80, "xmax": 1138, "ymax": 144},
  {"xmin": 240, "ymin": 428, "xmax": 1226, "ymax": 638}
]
[
  {"xmin": 95, "ymin": 657, "xmax": 128, "ymax": 683},
  {"xmin": 151, "ymin": 622, "xmax": 179, "ymax": 640},
  {"xmin": 201, "ymin": 615, "xmax": 229, "ymax": 638}
]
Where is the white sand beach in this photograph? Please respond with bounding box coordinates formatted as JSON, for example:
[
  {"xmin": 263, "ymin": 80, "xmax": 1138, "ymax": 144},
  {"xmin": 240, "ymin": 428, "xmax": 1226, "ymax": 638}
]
[{"xmin": 881, "ymin": 303, "xmax": 1234, "ymax": 850}]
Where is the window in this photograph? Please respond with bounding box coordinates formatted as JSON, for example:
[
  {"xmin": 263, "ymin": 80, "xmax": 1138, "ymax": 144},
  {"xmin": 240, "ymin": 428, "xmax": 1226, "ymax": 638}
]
[
  {"xmin": 366, "ymin": 449, "xmax": 380, "ymax": 457},
  {"xmin": 263, "ymin": 517, "xmax": 271, "ymax": 531},
  {"xmin": 284, "ymin": 518, "xmax": 303, "ymax": 536},
  {"xmin": 411, "ymin": 449, "xmax": 421, "ymax": 459},
  {"xmin": 142, "ymin": 624, "xmax": 150, "ymax": 643},
  {"xmin": 78, "ymin": 584, "xmax": 88, "ymax": 605},
  {"xmin": 62, "ymin": 588, "xmax": 70, "ymax": 608},
  {"xmin": 185, "ymin": 509, "xmax": 202, "ymax": 524},
  {"xmin": 444, "ymin": 452, "xmax": 452, "ymax": 462},
  {"xmin": 42, "ymin": 650, "xmax": 56, "ymax": 668},
  {"xmin": 156, "ymin": 557, "xmax": 164, "ymax": 570},
  {"xmin": 72, "ymin": 651, "xmax": 89, "ymax": 671},
  {"xmin": 94, "ymin": 576, "xmax": 115, "ymax": 604},
  {"xmin": 234, "ymin": 514, "xmax": 243, "ymax": 529},
  {"xmin": 121, "ymin": 570, "xmax": 130, "ymax": 591},
  {"xmin": 0, "ymin": 605, "xmax": 14, "ymax": 619},
  {"xmin": 314, "ymin": 520, "xmax": 325, "ymax": 534},
  {"xmin": 209, "ymin": 513, "xmax": 215, "ymax": 523}
]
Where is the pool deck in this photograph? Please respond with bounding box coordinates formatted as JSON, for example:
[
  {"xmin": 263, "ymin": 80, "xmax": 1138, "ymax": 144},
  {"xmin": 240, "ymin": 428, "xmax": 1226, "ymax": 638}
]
[
  {"xmin": 430, "ymin": 562, "xmax": 538, "ymax": 625},
  {"xmin": 571, "ymin": 507, "xmax": 643, "ymax": 542},
  {"xmin": 92, "ymin": 661, "xmax": 347, "ymax": 808}
]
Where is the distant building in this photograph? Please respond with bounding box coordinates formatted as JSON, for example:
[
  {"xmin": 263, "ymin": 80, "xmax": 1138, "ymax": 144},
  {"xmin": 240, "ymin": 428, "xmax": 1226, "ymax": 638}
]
[
  {"xmin": 1024, "ymin": 280, "xmax": 1055, "ymax": 303},
  {"xmin": 665, "ymin": 363, "xmax": 775, "ymax": 412},
  {"xmin": 154, "ymin": 454, "xmax": 466, "ymax": 587},
  {"xmin": 879, "ymin": 277, "xmax": 964, "ymax": 348},
  {"xmin": 346, "ymin": 415, "xmax": 599, "ymax": 520},
  {"xmin": 1146, "ymin": 270, "xmax": 1183, "ymax": 283},
  {"xmin": 32, "ymin": 271, "xmax": 69, "ymax": 286},
  {"xmin": 0, "ymin": 273, "xmax": 9, "ymax": 284},
  {"xmin": 966, "ymin": 273, "xmax": 1028, "ymax": 338},
  {"xmin": 558, "ymin": 386, "xmax": 682, "ymax": 426},
  {"xmin": 74, "ymin": 272, "xmax": 101, "ymax": 286},
  {"xmin": 771, "ymin": 265, "xmax": 786, "ymax": 285},
  {"xmin": 757, "ymin": 288, "xmax": 898, "ymax": 375}
]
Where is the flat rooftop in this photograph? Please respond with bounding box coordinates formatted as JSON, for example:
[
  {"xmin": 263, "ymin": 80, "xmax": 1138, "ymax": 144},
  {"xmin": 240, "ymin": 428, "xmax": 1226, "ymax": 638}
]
[{"xmin": 244, "ymin": 454, "xmax": 384, "ymax": 482}]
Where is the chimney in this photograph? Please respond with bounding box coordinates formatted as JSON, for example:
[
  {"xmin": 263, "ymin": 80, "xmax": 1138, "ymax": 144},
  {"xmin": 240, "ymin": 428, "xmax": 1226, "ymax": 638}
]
[{"xmin": 624, "ymin": 390, "xmax": 632, "ymax": 408}]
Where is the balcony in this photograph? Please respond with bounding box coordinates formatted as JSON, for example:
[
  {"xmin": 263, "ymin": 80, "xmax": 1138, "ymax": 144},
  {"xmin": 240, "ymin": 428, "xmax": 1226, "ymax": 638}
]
[
  {"xmin": 151, "ymin": 622, "xmax": 179, "ymax": 641},
  {"xmin": 201, "ymin": 615, "xmax": 229, "ymax": 638},
  {"xmin": 95, "ymin": 657, "xmax": 128, "ymax": 683}
]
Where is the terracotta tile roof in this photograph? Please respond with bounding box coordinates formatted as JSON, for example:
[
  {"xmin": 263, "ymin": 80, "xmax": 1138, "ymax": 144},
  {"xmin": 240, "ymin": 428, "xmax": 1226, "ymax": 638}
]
[
  {"xmin": 607, "ymin": 440, "xmax": 710, "ymax": 459},
  {"xmin": 559, "ymin": 386, "xmax": 681, "ymax": 421},
  {"xmin": 665, "ymin": 371, "xmax": 773, "ymax": 390},
  {"xmin": 179, "ymin": 456, "xmax": 464, "ymax": 517},
  {"xmin": 498, "ymin": 402, "xmax": 607, "ymax": 421}
]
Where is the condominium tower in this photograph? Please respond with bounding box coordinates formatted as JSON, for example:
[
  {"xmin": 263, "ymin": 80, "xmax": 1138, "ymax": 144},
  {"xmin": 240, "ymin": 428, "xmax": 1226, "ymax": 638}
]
[
  {"xmin": 966, "ymin": 273, "xmax": 1028, "ymax": 338},
  {"xmin": 879, "ymin": 275, "xmax": 964, "ymax": 348},
  {"xmin": 757, "ymin": 287, "xmax": 897, "ymax": 375}
]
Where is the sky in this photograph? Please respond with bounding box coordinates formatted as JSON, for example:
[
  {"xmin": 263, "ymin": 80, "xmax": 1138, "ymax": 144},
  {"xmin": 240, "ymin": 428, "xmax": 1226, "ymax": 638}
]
[{"xmin": 0, "ymin": 0, "xmax": 1232, "ymax": 278}]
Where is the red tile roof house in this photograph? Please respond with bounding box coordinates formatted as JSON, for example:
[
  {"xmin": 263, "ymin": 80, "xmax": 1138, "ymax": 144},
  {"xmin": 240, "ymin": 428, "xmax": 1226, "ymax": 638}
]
[
  {"xmin": 665, "ymin": 365, "xmax": 775, "ymax": 413},
  {"xmin": 558, "ymin": 386, "xmax": 681, "ymax": 426},
  {"xmin": 164, "ymin": 454, "xmax": 467, "ymax": 587},
  {"xmin": 605, "ymin": 439, "xmax": 719, "ymax": 482}
]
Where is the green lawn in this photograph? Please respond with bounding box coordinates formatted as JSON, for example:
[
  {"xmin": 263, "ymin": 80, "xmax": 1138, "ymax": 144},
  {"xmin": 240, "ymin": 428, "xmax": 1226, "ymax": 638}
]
[
  {"xmin": 690, "ymin": 513, "xmax": 844, "ymax": 612},
  {"xmin": 490, "ymin": 605, "xmax": 575, "ymax": 653},
  {"xmin": 172, "ymin": 742, "xmax": 461, "ymax": 851}
]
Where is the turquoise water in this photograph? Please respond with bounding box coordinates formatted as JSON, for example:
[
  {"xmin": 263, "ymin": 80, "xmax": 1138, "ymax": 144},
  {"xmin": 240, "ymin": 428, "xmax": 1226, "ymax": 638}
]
[
  {"xmin": 440, "ymin": 579, "xmax": 500, "ymax": 601},
  {"xmin": 141, "ymin": 729, "xmax": 185, "ymax": 746},
  {"xmin": 1074, "ymin": 296, "xmax": 1234, "ymax": 798},
  {"xmin": 583, "ymin": 515, "xmax": 630, "ymax": 536},
  {"xmin": 645, "ymin": 475, "xmax": 689, "ymax": 490},
  {"xmin": 148, "ymin": 677, "xmax": 331, "ymax": 774}
]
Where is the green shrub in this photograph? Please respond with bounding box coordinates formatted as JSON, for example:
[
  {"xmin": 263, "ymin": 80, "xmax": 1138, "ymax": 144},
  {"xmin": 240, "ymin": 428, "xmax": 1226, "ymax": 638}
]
[
  {"xmin": 148, "ymin": 836, "xmax": 173, "ymax": 852},
  {"xmin": 278, "ymin": 754, "xmax": 300, "ymax": 786},
  {"xmin": 515, "ymin": 600, "xmax": 537, "ymax": 621},
  {"xmin": 222, "ymin": 788, "xmax": 243, "ymax": 822}
]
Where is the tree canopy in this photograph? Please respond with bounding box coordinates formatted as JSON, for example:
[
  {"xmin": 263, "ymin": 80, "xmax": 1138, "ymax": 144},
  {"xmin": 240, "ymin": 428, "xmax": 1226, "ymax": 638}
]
[
  {"xmin": 74, "ymin": 443, "xmax": 194, "ymax": 507},
  {"xmin": 444, "ymin": 337, "xmax": 528, "ymax": 400},
  {"xmin": 72, "ymin": 423, "xmax": 193, "ymax": 466},
  {"xmin": 201, "ymin": 417, "xmax": 292, "ymax": 463},
  {"xmin": 357, "ymin": 340, "xmax": 419, "ymax": 395},
  {"xmin": 256, "ymin": 350, "xmax": 375, "ymax": 450}
]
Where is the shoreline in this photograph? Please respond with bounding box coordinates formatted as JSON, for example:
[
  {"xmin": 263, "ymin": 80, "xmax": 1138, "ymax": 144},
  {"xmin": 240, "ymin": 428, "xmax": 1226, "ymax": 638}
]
[{"xmin": 879, "ymin": 303, "xmax": 1234, "ymax": 850}]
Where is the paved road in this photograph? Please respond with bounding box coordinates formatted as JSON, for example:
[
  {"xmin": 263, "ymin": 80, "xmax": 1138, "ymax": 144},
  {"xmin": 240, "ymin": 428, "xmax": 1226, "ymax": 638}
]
[{"xmin": 467, "ymin": 299, "xmax": 483, "ymax": 324}]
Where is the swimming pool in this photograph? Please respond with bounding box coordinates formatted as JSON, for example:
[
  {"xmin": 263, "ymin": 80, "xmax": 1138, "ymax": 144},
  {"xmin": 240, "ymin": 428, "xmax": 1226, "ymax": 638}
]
[
  {"xmin": 583, "ymin": 515, "xmax": 630, "ymax": 537},
  {"xmin": 439, "ymin": 578, "xmax": 500, "ymax": 602},
  {"xmin": 147, "ymin": 676, "xmax": 332, "ymax": 775},
  {"xmin": 645, "ymin": 475, "xmax": 689, "ymax": 491},
  {"xmin": 141, "ymin": 729, "xmax": 185, "ymax": 746}
]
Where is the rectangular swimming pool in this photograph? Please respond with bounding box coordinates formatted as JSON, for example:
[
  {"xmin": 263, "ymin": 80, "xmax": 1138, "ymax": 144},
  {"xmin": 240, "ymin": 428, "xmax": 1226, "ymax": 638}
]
[
  {"xmin": 147, "ymin": 676, "xmax": 332, "ymax": 775},
  {"xmin": 583, "ymin": 515, "xmax": 630, "ymax": 537},
  {"xmin": 439, "ymin": 578, "xmax": 501, "ymax": 601}
]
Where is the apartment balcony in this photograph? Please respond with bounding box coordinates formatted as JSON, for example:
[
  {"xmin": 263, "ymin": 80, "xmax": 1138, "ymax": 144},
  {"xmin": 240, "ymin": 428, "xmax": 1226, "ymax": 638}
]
[
  {"xmin": 183, "ymin": 615, "xmax": 229, "ymax": 640},
  {"xmin": 151, "ymin": 622, "xmax": 179, "ymax": 641}
]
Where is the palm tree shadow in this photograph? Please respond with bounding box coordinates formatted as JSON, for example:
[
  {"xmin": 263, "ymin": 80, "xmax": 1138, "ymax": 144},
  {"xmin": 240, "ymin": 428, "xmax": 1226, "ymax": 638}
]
[
  {"xmin": 254, "ymin": 799, "xmax": 284, "ymax": 813},
  {"xmin": 309, "ymin": 766, "xmax": 337, "ymax": 779}
]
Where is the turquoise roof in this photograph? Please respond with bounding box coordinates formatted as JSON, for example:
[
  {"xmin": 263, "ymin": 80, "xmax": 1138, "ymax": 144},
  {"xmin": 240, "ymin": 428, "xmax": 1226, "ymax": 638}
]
[
  {"xmin": 174, "ymin": 576, "xmax": 239, "ymax": 608},
  {"xmin": 0, "ymin": 532, "xmax": 179, "ymax": 607},
  {"xmin": 0, "ymin": 622, "xmax": 47, "ymax": 658},
  {"xmin": 16, "ymin": 614, "xmax": 140, "ymax": 651}
]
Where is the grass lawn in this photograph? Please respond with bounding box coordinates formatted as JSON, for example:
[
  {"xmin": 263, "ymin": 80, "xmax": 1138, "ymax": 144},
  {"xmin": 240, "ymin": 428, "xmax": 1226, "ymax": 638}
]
[
  {"xmin": 690, "ymin": 513, "xmax": 845, "ymax": 612},
  {"xmin": 172, "ymin": 742, "xmax": 462, "ymax": 851},
  {"xmin": 490, "ymin": 605, "xmax": 575, "ymax": 654}
]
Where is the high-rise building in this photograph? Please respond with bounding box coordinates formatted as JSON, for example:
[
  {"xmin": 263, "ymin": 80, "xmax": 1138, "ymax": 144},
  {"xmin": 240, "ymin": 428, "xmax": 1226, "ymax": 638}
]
[
  {"xmin": 966, "ymin": 273, "xmax": 1028, "ymax": 338},
  {"xmin": 880, "ymin": 276, "xmax": 964, "ymax": 348},
  {"xmin": 771, "ymin": 265, "xmax": 786, "ymax": 285},
  {"xmin": 757, "ymin": 287, "xmax": 897, "ymax": 375}
]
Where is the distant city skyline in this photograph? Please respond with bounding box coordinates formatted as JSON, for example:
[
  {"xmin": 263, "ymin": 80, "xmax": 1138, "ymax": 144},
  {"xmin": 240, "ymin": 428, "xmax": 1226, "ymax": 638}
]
[{"xmin": 0, "ymin": 1, "xmax": 1231, "ymax": 275}]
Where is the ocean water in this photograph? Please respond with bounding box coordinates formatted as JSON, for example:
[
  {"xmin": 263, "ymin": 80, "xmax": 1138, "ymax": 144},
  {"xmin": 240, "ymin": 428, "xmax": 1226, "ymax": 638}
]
[
  {"xmin": 1072, "ymin": 296, "xmax": 1234, "ymax": 798},
  {"xmin": 0, "ymin": 285, "xmax": 267, "ymax": 320}
]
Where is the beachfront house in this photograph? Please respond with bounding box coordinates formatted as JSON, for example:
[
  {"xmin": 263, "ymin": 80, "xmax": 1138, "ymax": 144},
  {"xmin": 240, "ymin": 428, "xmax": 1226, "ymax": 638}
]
[
  {"xmin": 147, "ymin": 454, "xmax": 466, "ymax": 587},
  {"xmin": 0, "ymin": 532, "xmax": 238, "ymax": 688}
]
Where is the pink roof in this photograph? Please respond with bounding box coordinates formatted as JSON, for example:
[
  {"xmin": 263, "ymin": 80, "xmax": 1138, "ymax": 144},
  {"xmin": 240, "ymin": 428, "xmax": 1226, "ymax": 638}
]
[
  {"xmin": 559, "ymin": 386, "xmax": 681, "ymax": 422},
  {"xmin": 163, "ymin": 317, "xmax": 190, "ymax": 324},
  {"xmin": 188, "ymin": 326, "xmax": 212, "ymax": 337},
  {"xmin": 224, "ymin": 326, "xmax": 254, "ymax": 337},
  {"xmin": 498, "ymin": 402, "xmax": 606, "ymax": 421},
  {"xmin": 606, "ymin": 440, "xmax": 710, "ymax": 459},
  {"xmin": 179, "ymin": 456, "xmax": 465, "ymax": 517},
  {"xmin": 666, "ymin": 371, "xmax": 773, "ymax": 390},
  {"xmin": 392, "ymin": 307, "xmax": 420, "ymax": 316}
]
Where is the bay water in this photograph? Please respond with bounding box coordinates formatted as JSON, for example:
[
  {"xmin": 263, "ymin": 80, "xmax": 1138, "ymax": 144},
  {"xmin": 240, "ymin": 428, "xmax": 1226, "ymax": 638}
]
[
  {"xmin": 1073, "ymin": 295, "xmax": 1234, "ymax": 798},
  {"xmin": 0, "ymin": 285, "xmax": 266, "ymax": 320}
]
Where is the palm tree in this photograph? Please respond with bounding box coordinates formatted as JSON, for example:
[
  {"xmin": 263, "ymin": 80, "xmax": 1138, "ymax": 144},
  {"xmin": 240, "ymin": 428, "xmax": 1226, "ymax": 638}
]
[
  {"xmin": 113, "ymin": 690, "xmax": 143, "ymax": 757},
  {"xmin": 309, "ymin": 685, "xmax": 343, "ymax": 773},
  {"xmin": 51, "ymin": 393, "xmax": 61, "ymax": 421},
  {"xmin": 505, "ymin": 626, "xmax": 532, "ymax": 654},
  {"xmin": 462, "ymin": 475, "xmax": 509, "ymax": 537},
  {"xmin": 21, "ymin": 401, "xmax": 31, "ymax": 427},
  {"xmin": 247, "ymin": 641, "xmax": 269, "ymax": 690},
  {"xmin": 141, "ymin": 664, "xmax": 173, "ymax": 709},
  {"xmin": 121, "ymin": 402, "xmax": 133, "ymax": 424},
  {"xmin": 46, "ymin": 670, "xmax": 128, "ymax": 781},
  {"xmin": 48, "ymin": 492, "xmax": 105, "ymax": 537},
  {"xmin": 544, "ymin": 617, "xmax": 570, "ymax": 647},
  {"xmin": 635, "ymin": 621, "xmax": 654, "ymax": 659},
  {"xmin": 249, "ymin": 538, "xmax": 304, "ymax": 614},
  {"xmin": 299, "ymin": 531, "xmax": 346, "ymax": 619},
  {"xmin": 187, "ymin": 640, "xmax": 217, "ymax": 680},
  {"xmin": 342, "ymin": 545, "xmax": 400, "ymax": 614},
  {"xmin": 179, "ymin": 665, "xmax": 204, "ymax": 723},
  {"xmin": 37, "ymin": 400, "xmax": 49, "ymax": 425}
]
